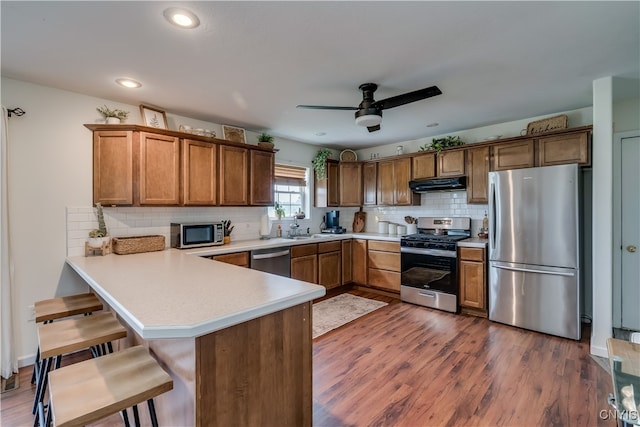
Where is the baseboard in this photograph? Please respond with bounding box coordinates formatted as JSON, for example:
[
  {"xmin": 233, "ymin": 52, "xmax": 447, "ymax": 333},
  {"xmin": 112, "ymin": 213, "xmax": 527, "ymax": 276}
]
[
  {"xmin": 590, "ymin": 343, "xmax": 608, "ymax": 358},
  {"xmin": 18, "ymin": 353, "xmax": 36, "ymax": 369}
]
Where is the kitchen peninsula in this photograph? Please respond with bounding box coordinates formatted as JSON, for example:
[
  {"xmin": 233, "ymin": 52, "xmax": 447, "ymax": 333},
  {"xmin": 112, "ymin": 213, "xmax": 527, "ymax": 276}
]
[{"xmin": 66, "ymin": 250, "xmax": 325, "ymax": 426}]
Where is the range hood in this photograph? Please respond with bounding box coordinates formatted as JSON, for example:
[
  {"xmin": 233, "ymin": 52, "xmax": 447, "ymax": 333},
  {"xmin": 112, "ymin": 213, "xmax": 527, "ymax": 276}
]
[{"xmin": 409, "ymin": 176, "xmax": 467, "ymax": 192}]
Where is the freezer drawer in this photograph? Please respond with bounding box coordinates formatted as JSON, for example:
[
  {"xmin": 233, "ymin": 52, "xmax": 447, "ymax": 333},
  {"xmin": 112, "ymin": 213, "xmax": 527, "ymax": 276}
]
[{"xmin": 488, "ymin": 261, "xmax": 580, "ymax": 340}]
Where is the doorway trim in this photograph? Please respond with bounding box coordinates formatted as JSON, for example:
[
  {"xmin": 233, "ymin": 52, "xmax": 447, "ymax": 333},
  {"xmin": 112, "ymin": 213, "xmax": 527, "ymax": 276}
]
[{"xmin": 612, "ymin": 130, "xmax": 640, "ymax": 328}]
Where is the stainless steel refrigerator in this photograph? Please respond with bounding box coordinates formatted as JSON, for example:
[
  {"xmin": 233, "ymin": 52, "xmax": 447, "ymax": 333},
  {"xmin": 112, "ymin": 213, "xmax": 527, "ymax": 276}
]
[{"xmin": 488, "ymin": 164, "xmax": 581, "ymax": 340}]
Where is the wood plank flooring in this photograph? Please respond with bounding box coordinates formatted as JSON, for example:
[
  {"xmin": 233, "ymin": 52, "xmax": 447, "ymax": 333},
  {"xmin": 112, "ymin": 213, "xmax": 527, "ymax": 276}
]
[
  {"xmin": 313, "ymin": 290, "xmax": 614, "ymax": 427},
  {"xmin": 2, "ymin": 290, "xmax": 614, "ymax": 427}
]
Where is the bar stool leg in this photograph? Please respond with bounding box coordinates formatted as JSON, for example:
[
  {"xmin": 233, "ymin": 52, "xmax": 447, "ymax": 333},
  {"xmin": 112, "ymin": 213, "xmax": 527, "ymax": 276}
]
[
  {"xmin": 148, "ymin": 399, "xmax": 159, "ymax": 427},
  {"xmin": 32, "ymin": 357, "xmax": 51, "ymax": 414},
  {"xmin": 132, "ymin": 405, "xmax": 141, "ymax": 427}
]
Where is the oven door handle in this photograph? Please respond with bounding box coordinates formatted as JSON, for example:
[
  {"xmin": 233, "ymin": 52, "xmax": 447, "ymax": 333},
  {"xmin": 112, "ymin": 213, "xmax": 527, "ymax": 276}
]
[{"xmin": 400, "ymin": 247, "xmax": 457, "ymax": 258}]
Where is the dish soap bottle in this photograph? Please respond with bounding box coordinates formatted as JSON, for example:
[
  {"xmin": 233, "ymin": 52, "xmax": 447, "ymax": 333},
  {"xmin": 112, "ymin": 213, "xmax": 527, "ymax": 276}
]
[{"xmin": 482, "ymin": 211, "xmax": 489, "ymax": 233}]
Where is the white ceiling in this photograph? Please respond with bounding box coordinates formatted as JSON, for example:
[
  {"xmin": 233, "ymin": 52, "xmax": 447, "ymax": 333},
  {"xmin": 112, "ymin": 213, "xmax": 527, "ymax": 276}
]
[{"xmin": 2, "ymin": 1, "xmax": 639, "ymax": 149}]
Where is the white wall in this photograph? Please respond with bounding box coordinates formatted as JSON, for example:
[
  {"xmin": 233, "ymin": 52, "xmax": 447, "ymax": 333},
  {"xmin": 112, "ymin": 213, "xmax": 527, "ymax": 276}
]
[{"xmin": 1, "ymin": 77, "xmax": 333, "ymax": 365}]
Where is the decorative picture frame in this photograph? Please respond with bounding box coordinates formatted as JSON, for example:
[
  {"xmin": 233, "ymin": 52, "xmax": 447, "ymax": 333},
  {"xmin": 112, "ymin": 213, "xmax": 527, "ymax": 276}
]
[
  {"xmin": 139, "ymin": 104, "xmax": 168, "ymax": 129},
  {"xmin": 222, "ymin": 125, "xmax": 247, "ymax": 144}
]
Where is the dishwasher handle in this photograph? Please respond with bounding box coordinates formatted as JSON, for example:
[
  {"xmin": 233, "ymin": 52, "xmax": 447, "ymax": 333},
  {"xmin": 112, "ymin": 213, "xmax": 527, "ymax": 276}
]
[{"xmin": 251, "ymin": 249, "xmax": 290, "ymax": 260}]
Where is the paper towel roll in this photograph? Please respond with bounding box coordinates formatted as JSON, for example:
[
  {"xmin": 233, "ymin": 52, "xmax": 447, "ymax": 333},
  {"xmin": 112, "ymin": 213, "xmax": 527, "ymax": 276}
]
[{"xmin": 260, "ymin": 214, "xmax": 271, "ymax": 237}]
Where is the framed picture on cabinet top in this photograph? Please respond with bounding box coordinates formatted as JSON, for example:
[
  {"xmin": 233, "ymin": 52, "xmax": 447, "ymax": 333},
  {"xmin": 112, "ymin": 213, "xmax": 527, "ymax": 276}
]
[
  {"xmin": 140, "ymin": 104, "xmax": 168, "ymax": 129},
  {"xmin": 222, "ymin": 125, "xmax": 247, "ymax": 144}
]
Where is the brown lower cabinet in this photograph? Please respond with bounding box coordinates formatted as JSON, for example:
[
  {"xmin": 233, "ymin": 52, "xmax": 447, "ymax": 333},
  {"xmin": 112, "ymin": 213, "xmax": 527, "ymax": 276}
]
[
  {"xmin": 352, "ymin": 239, "xmax": 367, "ymax": 285},
  {"xmin": 318, "ymin": 241, "xmax": 342, "ymax": 290},
  {"xmin": 211, "ymin": 251, "xmax": 249, "ymax": 268},
  {"xmin": 458, "ymin": 246, "xmax": 487, "ymax": 317},
  {"xmin": 291, "ymin": 244, "xmax": 318, "ymax": 284},
  {"xmin": 366, "ymin": 240, "xmax": 400, "ymax": 293}
]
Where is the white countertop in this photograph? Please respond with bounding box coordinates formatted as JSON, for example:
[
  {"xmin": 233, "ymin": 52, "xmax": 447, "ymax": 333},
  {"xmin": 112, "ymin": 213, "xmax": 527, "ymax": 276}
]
[
  {"xmin": 184, "ymin": 232, "xmax": 401, "ymax": 257},
  {"xmin": 458, "ymin": 237, "xmax": 489, "ymax": 248},
  {"xmin": 66, "ymin": 250, "xmax": 325, "ymax": 340}
]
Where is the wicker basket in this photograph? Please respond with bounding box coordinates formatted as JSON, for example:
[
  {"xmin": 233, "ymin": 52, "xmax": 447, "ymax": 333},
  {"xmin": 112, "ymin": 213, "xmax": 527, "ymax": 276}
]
[
  {"xmin": 112, "ymin": 235, "xmax": 165, "ymax": 255},
  {"xmin": 526, "ymin": 114, "xmax": 568, "ymax": 135}
]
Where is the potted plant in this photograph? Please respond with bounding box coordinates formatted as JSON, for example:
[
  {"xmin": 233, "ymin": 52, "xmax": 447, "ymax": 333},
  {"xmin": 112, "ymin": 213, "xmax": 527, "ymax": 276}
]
[
  {"xmin": 419, "ymin": 135, "xmax": 465, "ymax": 153},
  {"xmin": 312, "ymin": 149, "xmax": 332, "ymax": 180},
  {"xmin": 257, "ymin": 132, "xmax": 275, "ymax": 149},
  {"xmin": 97, "ymin": 104, "xmax": 130, "ymax": 124},
  {"xmin": 222, "ymin": 220, "xmax": 234, "ymax": 244},
  {"xmin": 87, "ymin": 202, "xmax": 110, "ymax": 248},
  {"xmin": 274, "ymin": 202, "xmax": 286, "ymax": 219}
]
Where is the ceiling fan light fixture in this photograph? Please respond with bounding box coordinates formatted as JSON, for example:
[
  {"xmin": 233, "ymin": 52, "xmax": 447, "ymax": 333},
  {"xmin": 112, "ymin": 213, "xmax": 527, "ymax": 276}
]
[{"xmin": 355, "ymin": 114, "xmax": 382, "ymax": 127}]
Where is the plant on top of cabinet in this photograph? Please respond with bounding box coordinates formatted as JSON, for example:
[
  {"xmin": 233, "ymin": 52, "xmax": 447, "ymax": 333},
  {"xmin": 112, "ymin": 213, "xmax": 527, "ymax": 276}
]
[
  {"xmin": 312, "ymin": 148, "xmax": 332, "ymax": 179},
  {"xmin": 96, "ymin": 105, "xmax": 129, "ymax": 124},
  {"xmin": 257, "ymin": 132, "xmax": 275, "ymax": 149},
  {"xmin": 420, "ymin": 135, "xmax": 465, "ymax": 152}
]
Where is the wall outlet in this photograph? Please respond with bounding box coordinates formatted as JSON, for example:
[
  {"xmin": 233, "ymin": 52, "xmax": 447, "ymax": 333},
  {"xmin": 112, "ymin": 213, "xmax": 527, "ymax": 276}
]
[{"xmin": 27, "ymin": 304, "xmax": 35, "ymax": 322}]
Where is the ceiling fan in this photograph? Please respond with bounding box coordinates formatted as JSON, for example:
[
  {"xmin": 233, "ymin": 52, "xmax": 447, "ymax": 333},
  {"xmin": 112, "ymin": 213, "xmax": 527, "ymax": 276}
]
[{"xmin": 297, "ymin": 83, "xmax": 442, "ymax": 132}]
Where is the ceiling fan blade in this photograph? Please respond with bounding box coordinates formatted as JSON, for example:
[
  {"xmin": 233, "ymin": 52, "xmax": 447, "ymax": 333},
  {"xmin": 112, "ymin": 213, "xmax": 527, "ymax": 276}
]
[
  {"xmin": 296, "ymin": 105, "xmax": 359, "ymax": 111},
  {"xmin": 373, "ymin": 85, "xmax": 442, "ymax": 110},
  {"xmin": 367, "ymin": 124, "xmax": 381, "ymax": 133}
]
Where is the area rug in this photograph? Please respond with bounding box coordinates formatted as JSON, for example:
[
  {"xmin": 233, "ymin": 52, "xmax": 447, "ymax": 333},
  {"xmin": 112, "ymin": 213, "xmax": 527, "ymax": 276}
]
[{"xmin": 313, "ymin": 294, "xmax": 388, "ymax": 339}]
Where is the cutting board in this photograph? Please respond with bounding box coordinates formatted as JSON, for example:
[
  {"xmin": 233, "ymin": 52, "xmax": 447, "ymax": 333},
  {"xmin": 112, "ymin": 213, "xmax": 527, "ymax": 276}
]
[{"xmin": 352, "ymin": 207, "xmax": 366, "ymax": 233}]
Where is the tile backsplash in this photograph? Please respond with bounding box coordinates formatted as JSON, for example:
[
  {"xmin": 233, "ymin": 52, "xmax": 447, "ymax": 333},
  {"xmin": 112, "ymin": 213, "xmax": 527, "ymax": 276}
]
[
  {"xmin": 339, "ymin": 191, "xmax": 488, "ymax": 235},
  {"xmin": 66, "ymin": 206, "xmax": 325, "ymax": 257},
  {"xmin": 67, "ymin": 192, "xmax": 487, "ymax": 256}
]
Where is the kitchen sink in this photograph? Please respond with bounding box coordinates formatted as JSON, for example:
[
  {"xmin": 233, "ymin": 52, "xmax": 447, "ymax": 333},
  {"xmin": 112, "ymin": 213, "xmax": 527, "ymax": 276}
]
[{"xmin": 283, "ymin": 235, "xmax": 314, "ymax": 240}]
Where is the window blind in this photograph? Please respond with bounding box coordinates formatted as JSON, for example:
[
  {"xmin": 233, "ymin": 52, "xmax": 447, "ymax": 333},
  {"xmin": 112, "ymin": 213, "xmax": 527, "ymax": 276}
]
[{"xmin": 274, "ymin": 164, "xmax": 307, "ymax": 186}]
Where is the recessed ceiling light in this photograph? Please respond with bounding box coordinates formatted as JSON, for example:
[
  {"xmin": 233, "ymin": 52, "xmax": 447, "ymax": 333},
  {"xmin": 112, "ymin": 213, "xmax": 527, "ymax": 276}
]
[
  {"xmin": 163, "ymin": 8, "xmax": 200, "ymax": 29},
  {"xmin": 426, "ymin": 122, "xmax": 439, "ymax": 128},
  {"xmin": 315, "ymin": 132, "xmax": 327, "ymax": 136},
  {"xmin": 115, "ymin": 78, "xmax": 142, "ymax": 89}
]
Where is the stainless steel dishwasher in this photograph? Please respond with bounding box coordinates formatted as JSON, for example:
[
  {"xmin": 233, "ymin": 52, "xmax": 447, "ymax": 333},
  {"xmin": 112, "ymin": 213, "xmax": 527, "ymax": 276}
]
[{"xmin": 250, "ymin": 247, "xmax": 291, "ymax": 277}]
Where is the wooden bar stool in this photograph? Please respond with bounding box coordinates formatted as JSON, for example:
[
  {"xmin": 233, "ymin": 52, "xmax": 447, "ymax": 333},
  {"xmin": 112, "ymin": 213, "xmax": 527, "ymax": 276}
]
[
  {"xmin": 47, "ymin": 346, "xmax": 173, "ymax": 427},
  {"xmin": 33, "ymin": 312, "xmax": 127, "ymax": 423},
  {"xmin": 32, "ymin": 293, "xmax": 103, "ymax": 384}
]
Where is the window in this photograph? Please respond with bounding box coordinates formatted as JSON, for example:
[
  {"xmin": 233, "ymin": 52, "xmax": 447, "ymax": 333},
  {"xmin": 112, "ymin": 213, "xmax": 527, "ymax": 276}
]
[{"xmin": 270, "ymin": 164, "xmax": 308, "ymax": 218}]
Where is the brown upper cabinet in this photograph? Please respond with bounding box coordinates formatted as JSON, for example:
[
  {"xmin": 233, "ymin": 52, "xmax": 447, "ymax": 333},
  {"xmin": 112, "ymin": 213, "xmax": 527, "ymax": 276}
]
[
  {"xmin": 437, "ymin": 150, "xmax": 466, "ymax": 177},
  {"xmin": 93, "ymin": 130, "xmax": 134, "ymax": 205},
  {"xmin": 314, "ymin": 160, "xmax": 340, "ymax": 208},
  {"xmin": 412, "ymin": 150, "xmax": 464, "ymax": 179},
  {"xmin": 339, "ymin": 162, "xmax": 363, "ymax": 206},
  {"xmin": 537, "ymin": 131, "xmax": 589, "ymax": 166},
  {"xmin": 87, "ymin": 124, "xmax": 274, "ymax": 207},
  {"xmin": 138, "ymin": 132, "xmax": 180, "ymax": 205},
  {"xmin": 412, "ymin": 152, "xmax": 436, "ymax": 180},
  {"xmin": 466, "ymin": 146, "xmax": 490, "ymax": 204},
  {"xmin": 182, "ymin": 139, "xmax": 217, "ymax": 206},
  {"xmin": 250, "ymin": 150, "xmax": 275, "ymax": 206},
  {"xmin": 377, "ymin": 158, "xmax": 419, "ymax": 206},
  {"xmin": 362, "ymin": 162, "xmax": 377, "ymax": 206},
  {"xmin": 491, "ymin": 139, "xmax": 535, "ymax": 171},
  {"xmin": 219, "ymin": 145, "xmax": 249, "ymax": 206}
]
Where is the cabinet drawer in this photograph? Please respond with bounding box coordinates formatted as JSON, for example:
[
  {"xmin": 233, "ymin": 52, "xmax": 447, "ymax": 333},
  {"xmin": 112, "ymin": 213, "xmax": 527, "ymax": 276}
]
[
  {"xmin": 459, "ymin": 247, "xmax": 484, "ymax": 262},
  {"xmin": 291, "ymin": 243, "xmax": 318, "ymax": 257},
  {"xmin": 318, "ymin": 241, "xmax": 341, "ymax": 254},
  {"xmin": 368, "ymin": 251, "xmax": 400, "ymax": 272},
  {"xmin": 368, "ymin": 240, "xmax": 400, "ymax": 252},
  {"xmin": 212, "ymin": 252, "xmax": 249, "ymax": 267},
  {"xmin": 368, "ymin": 268, "xmax": 400, "ymax": 292}
]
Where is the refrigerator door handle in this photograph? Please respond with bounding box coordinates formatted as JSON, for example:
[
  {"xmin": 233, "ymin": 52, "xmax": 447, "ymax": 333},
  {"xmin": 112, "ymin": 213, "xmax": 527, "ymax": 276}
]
[
  {"xmin": 493, "ymin": 264, "xmax": 576, "ymax": 277},
  {"xmin": 489, "ymin": 181, "xmax": 496, "ymax": 251}
]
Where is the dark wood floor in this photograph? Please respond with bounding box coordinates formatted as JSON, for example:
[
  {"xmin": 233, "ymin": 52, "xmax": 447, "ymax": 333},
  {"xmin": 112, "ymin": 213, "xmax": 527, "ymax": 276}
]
[
  {"xmin": 313, "ymin": 290, "xmax": 614, "ymax": 427},
  {"xmin": 2, "ymin": 289, "xmax": 614, "ymax": 427}
]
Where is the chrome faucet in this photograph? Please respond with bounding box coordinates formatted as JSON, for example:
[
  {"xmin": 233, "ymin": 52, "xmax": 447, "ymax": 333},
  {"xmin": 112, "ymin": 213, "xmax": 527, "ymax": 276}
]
[{"xmin": 288, "ymin": 216, "xmax": 300, "ymax": 237}]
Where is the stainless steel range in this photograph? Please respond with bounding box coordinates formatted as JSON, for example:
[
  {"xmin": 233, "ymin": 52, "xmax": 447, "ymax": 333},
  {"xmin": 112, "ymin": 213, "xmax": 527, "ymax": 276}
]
[{"xmin": 400, "ymin": 217, "xmax": 471, "ymax": 313}]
